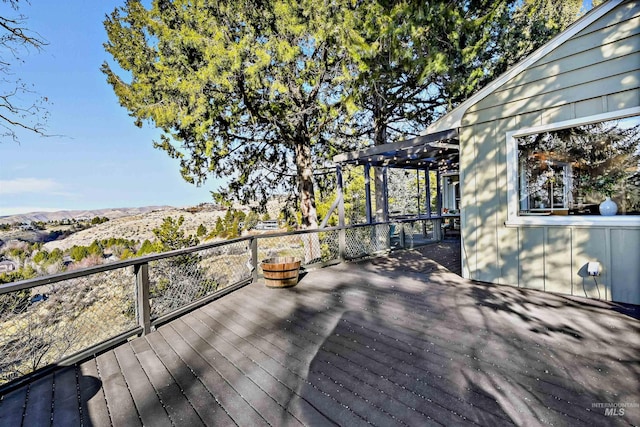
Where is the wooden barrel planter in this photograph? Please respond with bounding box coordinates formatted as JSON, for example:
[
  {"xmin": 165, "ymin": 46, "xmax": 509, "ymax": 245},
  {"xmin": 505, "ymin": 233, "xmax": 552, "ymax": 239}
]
[{"xmin": 261, "ymin": 257, "xmax": 301, "ymax": 288}]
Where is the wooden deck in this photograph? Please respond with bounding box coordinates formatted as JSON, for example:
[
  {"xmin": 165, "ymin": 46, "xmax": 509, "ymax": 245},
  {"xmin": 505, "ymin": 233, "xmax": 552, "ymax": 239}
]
[{"xmin": 1, "ymin": 242, "xmax": 639, "ymax": 426}]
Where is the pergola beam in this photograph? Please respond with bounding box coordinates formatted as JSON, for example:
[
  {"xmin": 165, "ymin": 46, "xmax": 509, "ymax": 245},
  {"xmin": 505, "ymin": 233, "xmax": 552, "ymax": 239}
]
[
  {"xmin": 345, "ymin": 153, "xmax": 456, "ymax": 168},
  {"xmin": 333, "ymin": 128, "xmax": 459, "ymax": 163}
]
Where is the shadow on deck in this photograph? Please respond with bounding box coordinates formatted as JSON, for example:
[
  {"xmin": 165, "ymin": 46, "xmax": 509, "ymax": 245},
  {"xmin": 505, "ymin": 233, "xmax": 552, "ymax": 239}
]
[{"xmin": 1, "ymin": 242, "xmax": 639, "ymax": 426}]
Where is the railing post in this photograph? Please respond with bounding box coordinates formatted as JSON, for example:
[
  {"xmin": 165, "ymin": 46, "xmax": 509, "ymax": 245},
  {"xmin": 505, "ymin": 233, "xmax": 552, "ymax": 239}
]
[
  {"xmin": 134, "ymin": 263, "xmax": 151, "ymax": 335},
  {"xmin": 339, "ymin": 227, "xmax": 347, "ymax": 261},
  {"xmin": 251, "ymin": 237, "xmax": 258, "ymax": 282},
  {"xmin": 399, "ymin": 223, "xmax": 406, "ymax": 249}
]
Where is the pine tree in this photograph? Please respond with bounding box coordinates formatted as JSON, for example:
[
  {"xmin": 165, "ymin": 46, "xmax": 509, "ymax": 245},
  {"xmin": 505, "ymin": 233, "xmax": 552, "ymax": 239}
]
[
  {"xmin": 152, "ymin": 216, "xmax": 199, "ymax": 251},
  {"xmin": 214, "ymin": 217, "xmax": 224, "ymax": 237},
  {"xmin": 137, "ymin": 239, "xmax": 156, "ymax": 256},
  {"xmin": 244, "ymin": 210, "xmax": 259, "ymax": 231},
  {"xmin": 103, "ymin": 0, "xmax": 359, "ymax": 227},
  {"xmin": 223, "ymin": 209, "xmax": 234, "ymax": 229}
]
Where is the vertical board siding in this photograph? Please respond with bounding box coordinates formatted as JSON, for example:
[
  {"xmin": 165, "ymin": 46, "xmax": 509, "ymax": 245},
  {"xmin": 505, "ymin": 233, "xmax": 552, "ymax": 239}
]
[
  {"xmin": 544, "ymin": 228, "xmax": 573, "ymax": 295},
  {"xmin": 459, "ymin": 2, "xmax": 640, "ymax": 303},
  {"xmin": 460, "ymin": 126, "xmax": 478, "ymax": 279},
  {"xmin": 571, "ymin": 228, "xmax": 609, "ymax": 300},
  {"xmin": 610, "ymin": 229, "xmax": 640, "ymax": 303},
  {"xmin": 518, "ymin": 228, "xmax": 546, "ymax": 291},
  {"xmin": 473, "ymin": 124, "xmax": 500, "ymax": 283},
  {"xmin": 495, "ymin": 119, "xmax": 517, "ymax": 285},
  {"xmin": 497, "ymin": 227, "xmax": 520, "ymax": 286}
]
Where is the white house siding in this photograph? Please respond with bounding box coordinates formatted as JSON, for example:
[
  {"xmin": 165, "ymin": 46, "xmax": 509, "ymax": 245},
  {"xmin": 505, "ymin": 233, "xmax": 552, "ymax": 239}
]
[{"xmin": 459, "ymin": 1, "xmax": 640, "ymax": 304}]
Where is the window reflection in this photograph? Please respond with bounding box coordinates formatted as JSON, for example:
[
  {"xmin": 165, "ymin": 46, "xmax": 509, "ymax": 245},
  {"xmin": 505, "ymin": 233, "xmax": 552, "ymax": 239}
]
[{"xmin": 517, "ymin": 115, "xmax": 640, "ymax": 216}]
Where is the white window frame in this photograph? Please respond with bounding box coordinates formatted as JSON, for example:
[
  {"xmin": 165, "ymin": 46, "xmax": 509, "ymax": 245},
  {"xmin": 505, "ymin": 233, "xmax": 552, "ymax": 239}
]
[
  {"xmin": 505, "ymin": 106, "xmax": 640, "ymax": 227},
  {"xmin": 518, "ymin": 158, "xmax": 573, "ymax": 212}
]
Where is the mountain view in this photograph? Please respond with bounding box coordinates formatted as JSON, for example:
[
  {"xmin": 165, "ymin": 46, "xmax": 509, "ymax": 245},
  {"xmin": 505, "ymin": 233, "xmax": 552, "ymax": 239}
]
[
  {"xmin": 0, "ymin": 206, "xmax": 173, "ymax": 225},
  {"xmin": 0, "ymin": 200, "xmax": 286, "ymax": 282}
]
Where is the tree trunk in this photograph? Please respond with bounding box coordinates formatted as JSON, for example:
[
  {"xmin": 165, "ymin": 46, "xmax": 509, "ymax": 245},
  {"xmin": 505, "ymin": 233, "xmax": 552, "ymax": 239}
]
[
  {"xmin": 294, "ymin": 139, "xmax": 318, "ymax": 229},
  {"xmin": 372, "ymin": 91, "xmax": 388, "ymax": 222},
  {"xmin": 294, "ymin": 139, "xmax": 321, "ymax": 262}
]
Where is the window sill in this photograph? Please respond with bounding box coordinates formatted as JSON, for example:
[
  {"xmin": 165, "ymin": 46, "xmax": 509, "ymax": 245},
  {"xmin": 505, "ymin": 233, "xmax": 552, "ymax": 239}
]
[{"xmin": 505, "ymin": 215, "xmax": 640, "ymax": 227}]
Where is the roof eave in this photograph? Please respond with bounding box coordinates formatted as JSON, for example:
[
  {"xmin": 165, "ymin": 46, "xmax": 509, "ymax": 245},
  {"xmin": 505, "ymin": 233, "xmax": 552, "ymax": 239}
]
[{"xmin": 422, "ymin": 0, "xmax": 623, "ymax": 135}]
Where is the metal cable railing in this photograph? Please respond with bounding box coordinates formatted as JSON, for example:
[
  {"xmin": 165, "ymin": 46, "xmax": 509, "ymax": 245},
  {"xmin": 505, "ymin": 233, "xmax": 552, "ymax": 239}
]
[
  {"xmin": 0, "ymin": 268, "xmax": 137, "ymax": 385},
  {"xmin": 0, "ymin": 218, "xmax": 441, "ymax": 388}
]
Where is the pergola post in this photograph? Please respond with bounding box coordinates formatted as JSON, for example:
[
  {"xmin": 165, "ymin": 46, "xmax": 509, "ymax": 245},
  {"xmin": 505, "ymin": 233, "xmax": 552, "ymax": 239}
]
[
  {"xmin": 425, "ymin": 169, "xmax": 432, "ymax": 218},
  {"xmin": 383, "ymin": 166, "xmax": 389, "ymax": 222},
  {"xmin": 416, "ymin": 169, "xmax": 421, "ymax": 217},
  {"xmin": 436, "ymin": 169, "xmax": 442, "ymax": 216},
  {"xmin": 336, "ymin": 164, "xmax": 345, "ymax": 226},
  {"xmin": 364, "ymin": 163, "xmax": 372, "ymax": 224},
  {"xmin": 337, "ymin": 165, "xmax": 346, "ymax": 260},
  {"xmin": 434, "ymin": 169, "xmax": 443, "ymax": 241}
]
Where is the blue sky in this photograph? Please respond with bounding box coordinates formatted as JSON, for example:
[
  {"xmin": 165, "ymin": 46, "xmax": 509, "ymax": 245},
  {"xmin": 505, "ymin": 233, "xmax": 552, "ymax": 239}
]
[{"xmin": 0, "ymin": 1, "xmax": 221, "ymax": 216}]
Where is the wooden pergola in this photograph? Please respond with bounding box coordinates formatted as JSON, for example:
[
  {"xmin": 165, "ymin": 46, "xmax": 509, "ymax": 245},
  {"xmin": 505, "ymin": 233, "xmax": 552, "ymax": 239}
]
[{"xmin": 328, "ymin": 128, "xmax": 460, "ymax": 226}]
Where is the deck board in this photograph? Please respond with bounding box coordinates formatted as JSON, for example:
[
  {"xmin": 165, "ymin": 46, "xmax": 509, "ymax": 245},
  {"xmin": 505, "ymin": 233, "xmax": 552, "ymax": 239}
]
[
  {"xmin": 160, "ymin": 321, "xmax": 269, "ymax": 426},
  {"xmin": 52, "ymin": 367, "xmax": 81, "ymax": 427},
  {"xmin": 190, "ymin": 309, "xmax": 331, "ymax": 425},
  {"xmin": 130, "ymin": 338, "xmax": 206, "ymax": 426},
  {"xmin": 1, "ymin": 242, "xmax": 639, "ymax": 426},
  {"xmin": 144, "ymin": 330, "xmax": 234, "ymax": 425},
  {"xmin": 22, "ymin": 374, "xmax": 53, "ymax": 426},
  {"xmin": 176, "ymin": 314, "xmax": 294, "ymax": 426},
  {"xmin": 78, "ymin": 359, "xmax": 110, "ymax": 427},
  {"xmin": 113, "ymin": 343, "xmax": 172, "ymax": 427},
  {"xmin": 95, "ymin": 350, "xmax": 141, "ymax": 426},
  {"xmin": 0, "ymin": 385, "xmax": 26, "ymax": 426},
  {"xmin": 224, "ymin": 282, "xmax": 483, "ymax": 425},
  {"xmin": 194, "ymin": 306, "xmax": 338, "ymax": 426}
]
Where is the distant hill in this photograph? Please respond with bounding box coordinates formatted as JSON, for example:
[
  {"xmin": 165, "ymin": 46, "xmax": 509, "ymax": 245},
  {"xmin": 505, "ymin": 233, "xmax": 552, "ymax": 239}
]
[
  {"xmin": 42, "ymin": 207, "xmax": 230, "ymax": 251},
  {"xmin": 1, "ymin": 200, "xmax": 286, "ymax": 251},
  {"xmin": 0, "ymin": 206, "xmax": 173, "ymax": 224}
]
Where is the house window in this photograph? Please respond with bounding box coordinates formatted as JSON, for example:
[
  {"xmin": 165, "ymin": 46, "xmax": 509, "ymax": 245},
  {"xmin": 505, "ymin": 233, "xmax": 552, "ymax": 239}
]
[{"xmin": 516, "ymin": 114, "xmax": 640, "ymax": 216}]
